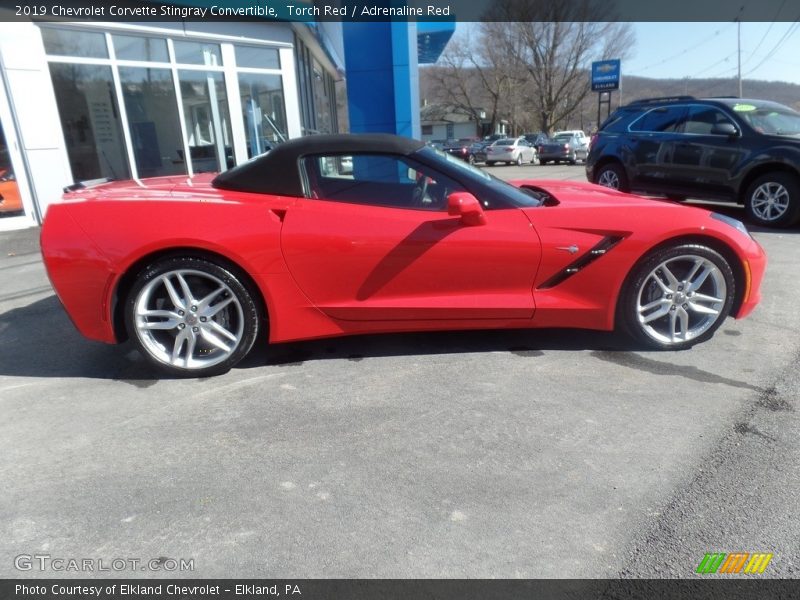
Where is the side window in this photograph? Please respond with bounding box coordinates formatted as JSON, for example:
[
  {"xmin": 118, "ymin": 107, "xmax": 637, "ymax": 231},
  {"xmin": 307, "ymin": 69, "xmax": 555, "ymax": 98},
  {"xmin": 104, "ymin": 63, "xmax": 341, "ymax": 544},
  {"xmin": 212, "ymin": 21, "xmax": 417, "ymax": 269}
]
[
  {"xmin": 302, "ymin": 153, "xmax": 465, "ymax": 210},
  {"xmin": 630, "ymin": 106, "xmax": 688, "ymax": 133},
  {"xmin": 683, "ymin": 106, "xmax": 735, "ymax": 135}
]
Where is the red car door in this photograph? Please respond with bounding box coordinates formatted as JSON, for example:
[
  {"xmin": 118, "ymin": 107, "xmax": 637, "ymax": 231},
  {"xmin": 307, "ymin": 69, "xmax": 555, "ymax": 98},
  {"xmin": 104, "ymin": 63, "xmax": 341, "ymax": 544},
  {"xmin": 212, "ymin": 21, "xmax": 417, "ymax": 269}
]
[{"xmin": 279, "ymin": 153, "xmax": 541, "ymax": 322}]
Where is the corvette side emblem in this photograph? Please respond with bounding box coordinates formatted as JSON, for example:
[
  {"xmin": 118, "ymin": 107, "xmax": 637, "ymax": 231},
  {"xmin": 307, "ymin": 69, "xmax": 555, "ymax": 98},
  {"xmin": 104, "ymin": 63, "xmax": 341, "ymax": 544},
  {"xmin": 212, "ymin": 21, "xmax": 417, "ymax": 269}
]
[{"xmin": 557, "ymin": 245, "xmax": 580, "ymax": 254}]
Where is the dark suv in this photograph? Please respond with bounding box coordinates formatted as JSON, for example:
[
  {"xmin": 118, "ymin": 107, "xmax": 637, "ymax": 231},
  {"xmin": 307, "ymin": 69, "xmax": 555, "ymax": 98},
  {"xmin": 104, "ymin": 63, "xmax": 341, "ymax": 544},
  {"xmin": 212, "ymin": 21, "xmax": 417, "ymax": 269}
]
[{"xmin": 586, "ymin": 96, "xmax": 800, "ymax": 227}]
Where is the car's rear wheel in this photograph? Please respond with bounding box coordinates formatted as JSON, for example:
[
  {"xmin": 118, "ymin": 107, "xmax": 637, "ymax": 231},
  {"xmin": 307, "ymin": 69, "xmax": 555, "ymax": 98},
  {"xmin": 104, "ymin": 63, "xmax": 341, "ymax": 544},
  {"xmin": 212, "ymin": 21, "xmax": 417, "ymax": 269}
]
[
  {"xmin": 516, "ymin": 154, "xmax": 523, "ymax": 166},
  {"xmin": 486, "ymin": 161, "xmax": 495, "ymax": 166},
  {"xmin": 595, "ymin": 162, "xmax": 629, "ymax": 192},
  {"xmin": 568, "ymin": 152, "xmax": 577, "ymax": 165},
  {"xmin": 540, "ymin": 159, "xmax": 549, "ymax": 165},
  {"xmin": 618, "ymin": 244, "xmax": 735, "ymax": 350},
  {"xmin": 744, "ymin": 172, "xmax": 800, "ymax": 228},
  {"xmin": 125, "ymin": 256, "xmax": 260, "ymax": 377}
]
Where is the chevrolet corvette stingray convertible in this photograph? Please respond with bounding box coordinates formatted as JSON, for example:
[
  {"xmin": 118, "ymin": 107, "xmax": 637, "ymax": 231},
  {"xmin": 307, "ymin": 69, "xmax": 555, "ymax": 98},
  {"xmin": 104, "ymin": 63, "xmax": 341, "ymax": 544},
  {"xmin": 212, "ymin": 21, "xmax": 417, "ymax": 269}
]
[{"xmin": 41, "ymin": 134, "xmax": 766, "ymax": 377}]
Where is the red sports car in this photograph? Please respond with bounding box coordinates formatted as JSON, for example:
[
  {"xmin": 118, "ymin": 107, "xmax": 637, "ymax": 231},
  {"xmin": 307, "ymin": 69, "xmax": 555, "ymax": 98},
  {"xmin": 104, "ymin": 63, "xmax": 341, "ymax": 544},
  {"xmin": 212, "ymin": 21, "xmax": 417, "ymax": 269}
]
[{"xmin": 41, "ymin": 134, "xmax": 766, "ymax": 377}]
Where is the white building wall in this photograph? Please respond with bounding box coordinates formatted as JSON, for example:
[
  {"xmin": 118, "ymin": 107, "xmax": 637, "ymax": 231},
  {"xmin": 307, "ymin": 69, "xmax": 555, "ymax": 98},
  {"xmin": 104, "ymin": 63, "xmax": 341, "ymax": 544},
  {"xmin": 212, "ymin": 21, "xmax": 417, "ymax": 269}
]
[
  {"xmin": 421, "ymin": 122, "xmax": 478, "ymax": 142},
  {"xmin": 0, "ymin": 22, "xmax": 73, "ymax": 219}
]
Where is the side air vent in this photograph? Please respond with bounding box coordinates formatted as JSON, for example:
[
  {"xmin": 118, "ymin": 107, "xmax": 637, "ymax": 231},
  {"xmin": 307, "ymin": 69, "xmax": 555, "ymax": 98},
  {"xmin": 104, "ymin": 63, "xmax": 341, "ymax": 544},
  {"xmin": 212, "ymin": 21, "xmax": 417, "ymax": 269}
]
[{"xmin": 538, "ymin": 236, "xmax": 624, "ymax": 290}]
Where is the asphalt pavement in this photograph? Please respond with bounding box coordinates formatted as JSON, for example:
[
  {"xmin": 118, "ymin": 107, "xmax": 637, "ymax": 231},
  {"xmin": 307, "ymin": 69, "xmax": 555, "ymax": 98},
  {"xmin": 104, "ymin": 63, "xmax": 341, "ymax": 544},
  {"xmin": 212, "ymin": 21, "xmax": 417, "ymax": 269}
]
[{"xmin": 1, "ymin": 164, "xmax": 798, "ymax": 579}]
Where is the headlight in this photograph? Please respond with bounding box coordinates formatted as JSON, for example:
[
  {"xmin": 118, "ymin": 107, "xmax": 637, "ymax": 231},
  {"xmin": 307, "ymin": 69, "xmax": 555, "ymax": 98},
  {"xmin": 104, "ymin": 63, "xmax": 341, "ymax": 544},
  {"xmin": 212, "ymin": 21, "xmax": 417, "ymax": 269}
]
[{"xmin": 710, "ymin": 212, "xmax": 752, "ymax": 238}]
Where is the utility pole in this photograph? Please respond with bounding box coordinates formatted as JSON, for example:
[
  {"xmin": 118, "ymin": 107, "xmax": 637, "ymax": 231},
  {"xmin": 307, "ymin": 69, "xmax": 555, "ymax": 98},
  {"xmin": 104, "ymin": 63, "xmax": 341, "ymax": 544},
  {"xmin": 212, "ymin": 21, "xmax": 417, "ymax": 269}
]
[{"xmin": 737, "ymin": 20, "xmax": 743, "ymax": 97}]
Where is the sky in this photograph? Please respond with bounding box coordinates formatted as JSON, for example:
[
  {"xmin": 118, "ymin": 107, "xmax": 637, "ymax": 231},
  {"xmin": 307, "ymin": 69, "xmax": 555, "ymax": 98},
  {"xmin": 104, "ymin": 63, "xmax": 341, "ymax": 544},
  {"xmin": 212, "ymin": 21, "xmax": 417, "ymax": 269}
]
[
  {"xmin": 453, "ymin": 22, "xmax": 800, "ymax": 85},
  {"xmin": 625, "ymin": 22, "xmax": 800, "ymax": 83}
]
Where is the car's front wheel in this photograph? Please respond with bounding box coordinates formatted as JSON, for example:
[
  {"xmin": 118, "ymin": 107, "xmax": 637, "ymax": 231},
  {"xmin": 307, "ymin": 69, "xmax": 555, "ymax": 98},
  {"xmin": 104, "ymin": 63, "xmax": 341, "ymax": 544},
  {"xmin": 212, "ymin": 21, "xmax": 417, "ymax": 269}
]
[
  {"xmin": 595, "ymin": 162, "xmax": 629, "ymax": 192},
  {"xmin": 124, "ymin": 256, "xmax": 260, "ymax": 377},
  {"xmin": 744, "ymin": 172, "xmax": 800, "ymax": 228},
  {"xmin": 618, "ymin": 244, "xmax": 735, "ymax": 350}
]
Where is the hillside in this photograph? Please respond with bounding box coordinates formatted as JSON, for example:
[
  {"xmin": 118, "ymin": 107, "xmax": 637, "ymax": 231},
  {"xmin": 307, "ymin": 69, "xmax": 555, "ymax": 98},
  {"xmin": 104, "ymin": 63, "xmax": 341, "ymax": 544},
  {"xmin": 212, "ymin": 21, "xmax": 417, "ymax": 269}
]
[
  {"xmin": 419, "ymin": 67, "xmax": 800, "ymax": 132},
  {"xmin": 620, "ymin": 75, "xmax": 800, "ymax": 110}
]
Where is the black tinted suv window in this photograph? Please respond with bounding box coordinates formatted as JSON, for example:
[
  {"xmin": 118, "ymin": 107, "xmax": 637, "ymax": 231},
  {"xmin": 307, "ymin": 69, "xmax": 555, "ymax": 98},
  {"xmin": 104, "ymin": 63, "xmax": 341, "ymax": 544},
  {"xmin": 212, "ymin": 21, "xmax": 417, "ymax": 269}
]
[
  {"xmin": 630, "ymin": 106, "xmax": 687, "ymax": 133},
  {"xmin": 683, "ymin": 106, "xmax": 735, "ymax": 135}
]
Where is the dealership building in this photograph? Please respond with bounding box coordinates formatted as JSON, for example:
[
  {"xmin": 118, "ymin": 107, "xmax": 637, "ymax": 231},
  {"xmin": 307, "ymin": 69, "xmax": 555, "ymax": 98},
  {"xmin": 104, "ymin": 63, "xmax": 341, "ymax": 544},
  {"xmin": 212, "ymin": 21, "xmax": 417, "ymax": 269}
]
[{"xmin": 0, "ymin": 17, "xmax": 453, "ymax": 231}]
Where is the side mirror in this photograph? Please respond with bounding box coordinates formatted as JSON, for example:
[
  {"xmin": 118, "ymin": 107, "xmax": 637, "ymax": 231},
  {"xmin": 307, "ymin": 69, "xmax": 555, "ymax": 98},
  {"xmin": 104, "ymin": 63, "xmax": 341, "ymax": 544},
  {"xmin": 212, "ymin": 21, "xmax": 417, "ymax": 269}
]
[
  {"xmin": 711, "ymin": 122, "xmax": 739, "ymax": 137},
  {"xmin": 447, "ymin": 192, "xmax": 486, "ymax": 226}
]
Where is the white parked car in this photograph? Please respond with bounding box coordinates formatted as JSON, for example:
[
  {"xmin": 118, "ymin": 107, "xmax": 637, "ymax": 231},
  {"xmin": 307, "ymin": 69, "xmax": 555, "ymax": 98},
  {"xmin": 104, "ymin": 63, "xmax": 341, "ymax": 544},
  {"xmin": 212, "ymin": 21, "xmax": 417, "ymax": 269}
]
[
  {"xmin": 485, "ymin": 137, "xmax": 537, "ymax": 166},
  {"xmin": 555, "ymin": 130, "xmax": 590, "ymax": 148}
]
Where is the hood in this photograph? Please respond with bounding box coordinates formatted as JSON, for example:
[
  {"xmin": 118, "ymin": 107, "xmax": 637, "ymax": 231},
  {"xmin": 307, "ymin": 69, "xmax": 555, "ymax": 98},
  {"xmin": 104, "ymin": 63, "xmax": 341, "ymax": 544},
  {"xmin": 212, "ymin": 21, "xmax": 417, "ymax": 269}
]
[{"xmin": 510, "ymin": 179, "xmax": 688, "ymax": 210}]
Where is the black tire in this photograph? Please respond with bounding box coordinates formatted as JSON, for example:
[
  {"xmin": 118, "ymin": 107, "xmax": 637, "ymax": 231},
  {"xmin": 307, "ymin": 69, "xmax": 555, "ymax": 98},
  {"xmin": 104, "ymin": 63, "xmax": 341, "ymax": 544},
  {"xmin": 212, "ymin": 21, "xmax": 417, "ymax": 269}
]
[
  {"xmin": 540, "ymin": 160, "xmax": 549, "ymax": 165},
  {"xmin": 568, "ymin": 152, "xmax": 577, "ymax": 165},
  {"xmin": 618, "ymin": 244, "xmax": 735, "ymax": 351},
  {"xmin": 486, "ymin": 161, "xmax": 495, "ymax": 166},
  {"xmin": 595, "ymin": 162, "xmax": 629, "ymax": 192},
  {"xmin": 124, "ymin": 256, "xmax": 261, "ymax": 377},
  {"xmin": 744, "ymin": 172, "xmax": 800, "ymax": 228}
]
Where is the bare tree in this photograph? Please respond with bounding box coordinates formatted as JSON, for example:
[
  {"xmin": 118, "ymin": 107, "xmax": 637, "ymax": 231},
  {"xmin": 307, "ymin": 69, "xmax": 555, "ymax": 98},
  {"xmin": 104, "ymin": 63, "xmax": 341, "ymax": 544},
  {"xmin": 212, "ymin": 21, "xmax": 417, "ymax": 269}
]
[
  {"xmin": 485, "ymin": 0, "xmax": 635, "ymax": 133},
  {"xmin": 424, "ymin": 29, "xmax": 516, "ymax": 136}
]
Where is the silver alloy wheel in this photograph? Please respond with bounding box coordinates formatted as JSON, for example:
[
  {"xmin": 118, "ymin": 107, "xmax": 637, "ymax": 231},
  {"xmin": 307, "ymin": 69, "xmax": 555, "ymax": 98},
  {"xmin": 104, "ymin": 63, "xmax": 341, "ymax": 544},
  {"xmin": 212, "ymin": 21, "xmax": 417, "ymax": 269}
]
[
  {"xmin": 133, "ymin": 269, "xmax": 244, "ymax": 370},
  {"xmin": 636, "ymin": 255, "xmax": 727, "ymax": 345},
  {"xmin": 597, "ymin": 169, "xmax": 620, "ymax": 189},
  {"xmin": 750, "ymin": 181, "xmax": 790, "ymax": 222}
]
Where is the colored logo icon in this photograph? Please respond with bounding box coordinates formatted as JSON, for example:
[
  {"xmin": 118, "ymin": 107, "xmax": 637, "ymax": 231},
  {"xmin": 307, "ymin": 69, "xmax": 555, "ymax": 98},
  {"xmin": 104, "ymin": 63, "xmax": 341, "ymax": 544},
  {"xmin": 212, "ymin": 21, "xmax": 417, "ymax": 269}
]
[{"xmin": 696, "ymin": 552, "xmax": 773, "ymax": 574}]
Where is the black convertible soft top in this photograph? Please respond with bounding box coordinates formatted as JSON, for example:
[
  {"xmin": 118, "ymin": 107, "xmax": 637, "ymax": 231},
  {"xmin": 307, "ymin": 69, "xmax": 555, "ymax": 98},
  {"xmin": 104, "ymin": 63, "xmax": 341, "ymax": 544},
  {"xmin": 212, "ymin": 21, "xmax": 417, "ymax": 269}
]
[{"xmin": 212, "ymin": 133, "xmax": 426, "ymax": 197}]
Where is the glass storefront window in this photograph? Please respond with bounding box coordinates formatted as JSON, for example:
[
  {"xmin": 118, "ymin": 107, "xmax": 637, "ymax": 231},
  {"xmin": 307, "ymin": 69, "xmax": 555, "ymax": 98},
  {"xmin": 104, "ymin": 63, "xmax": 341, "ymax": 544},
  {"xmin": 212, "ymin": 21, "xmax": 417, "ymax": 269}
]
[
  {"xmin": 238, "ymin": 73, "xmax": 287, "ymax": 158},
  {"xmin": 178, "ymin": 71, "xmax": 233, "ymax": 172},
  {"xmin": 312, "ymin": 59, "xmax": 334, "ymax": 135},
  {"xmin": 235, "ymin": 45, "xmax": 280, "ymax": 69},
  {"xmin": 0, "ymin": 121, "xmax": 24, "ymax": 218},
  {"xmin": 48, "ymin": 63, "xmax": 130, "ymax": 182},
  {"xmin": 113, "ymin": 34, "xmax": 168, "ymax": 62},
  {"xmin": 42, "ymin": 28, "xmax": 108, "ymax": 58},
  {"xmin": 118, "ymin": 67, "xmax": 186, "ymax": 177},
  {"xmin": 173, "ymin": 41, "xmax": 221, "ymax": 66}
]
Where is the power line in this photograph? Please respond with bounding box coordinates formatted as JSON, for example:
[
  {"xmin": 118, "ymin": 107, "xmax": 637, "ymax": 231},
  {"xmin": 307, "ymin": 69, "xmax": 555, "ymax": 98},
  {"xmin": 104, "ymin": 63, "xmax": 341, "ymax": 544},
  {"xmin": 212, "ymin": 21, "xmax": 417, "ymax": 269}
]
[
  {"xmin": 633, "ymin": 23, "xmax": 735, "ymax": 72},
  {"xmin": 740, "ymin": 0, "xmax": 788, "ymax": 67},
  {"xmin": 690, "ymin": 53, "xmax": 737, "ymax": 78},
  {"xmin": 743, "ymin": 21, "xmax": 800, "ymax": 76}
]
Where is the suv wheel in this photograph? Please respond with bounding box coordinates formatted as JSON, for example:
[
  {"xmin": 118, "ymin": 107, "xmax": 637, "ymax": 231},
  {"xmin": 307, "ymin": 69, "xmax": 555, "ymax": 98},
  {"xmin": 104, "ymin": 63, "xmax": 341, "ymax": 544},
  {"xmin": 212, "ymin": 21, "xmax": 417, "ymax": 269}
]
[
  {"xmin": 618, "ymin": 244, "xmax": 734, "ymax": 350},
  {"xmin": 596, "ymin": 163, "xmax": 629, "ymax": 192},
  {"xmin": 744, "ymin": 173, "xmax": 800, "ymax": 228}
]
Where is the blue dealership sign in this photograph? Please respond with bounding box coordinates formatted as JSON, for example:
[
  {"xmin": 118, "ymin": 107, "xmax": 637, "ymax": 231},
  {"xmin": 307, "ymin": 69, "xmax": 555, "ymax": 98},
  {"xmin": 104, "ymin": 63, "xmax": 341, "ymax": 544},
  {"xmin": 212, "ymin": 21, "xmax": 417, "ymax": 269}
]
[{"xmin": 591, "ymin": 59, "xmax": 621, "ymax": 91}]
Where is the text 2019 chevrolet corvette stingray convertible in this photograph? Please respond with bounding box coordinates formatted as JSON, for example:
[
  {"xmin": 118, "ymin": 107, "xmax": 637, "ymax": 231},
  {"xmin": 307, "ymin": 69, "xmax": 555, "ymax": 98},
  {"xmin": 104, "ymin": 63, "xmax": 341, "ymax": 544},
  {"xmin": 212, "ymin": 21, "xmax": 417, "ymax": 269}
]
[{"xmin": 41, "ymin": 134, "xmax": 766, "ymax": 377}]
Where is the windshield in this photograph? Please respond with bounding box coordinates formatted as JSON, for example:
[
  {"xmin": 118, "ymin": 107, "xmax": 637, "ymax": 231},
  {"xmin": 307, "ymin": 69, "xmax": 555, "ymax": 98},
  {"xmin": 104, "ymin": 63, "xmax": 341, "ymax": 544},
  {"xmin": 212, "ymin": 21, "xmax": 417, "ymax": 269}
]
[
  {"xmin": 734, "ymin": 104, "xmax": 800, "ymax": 136},
  {"xmin": 495, "ymin": 139, "xmax": 516, "ymax": 145},
  {"xmin": 553, "ymin": 134, "xmax": 572, "ymax": 141}
]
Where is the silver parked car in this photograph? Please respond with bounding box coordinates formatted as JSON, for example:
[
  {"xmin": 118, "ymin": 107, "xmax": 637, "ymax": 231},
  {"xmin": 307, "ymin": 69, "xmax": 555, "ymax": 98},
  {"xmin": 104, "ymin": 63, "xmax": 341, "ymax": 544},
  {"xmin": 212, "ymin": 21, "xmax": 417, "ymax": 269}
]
[
  {"xmin": 485, "ymin": 137, "xmax": 537, "ymax": 166},
  {"xmin": 538, "ymin": 133, "xmax": 589, "ymax": 165}
]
